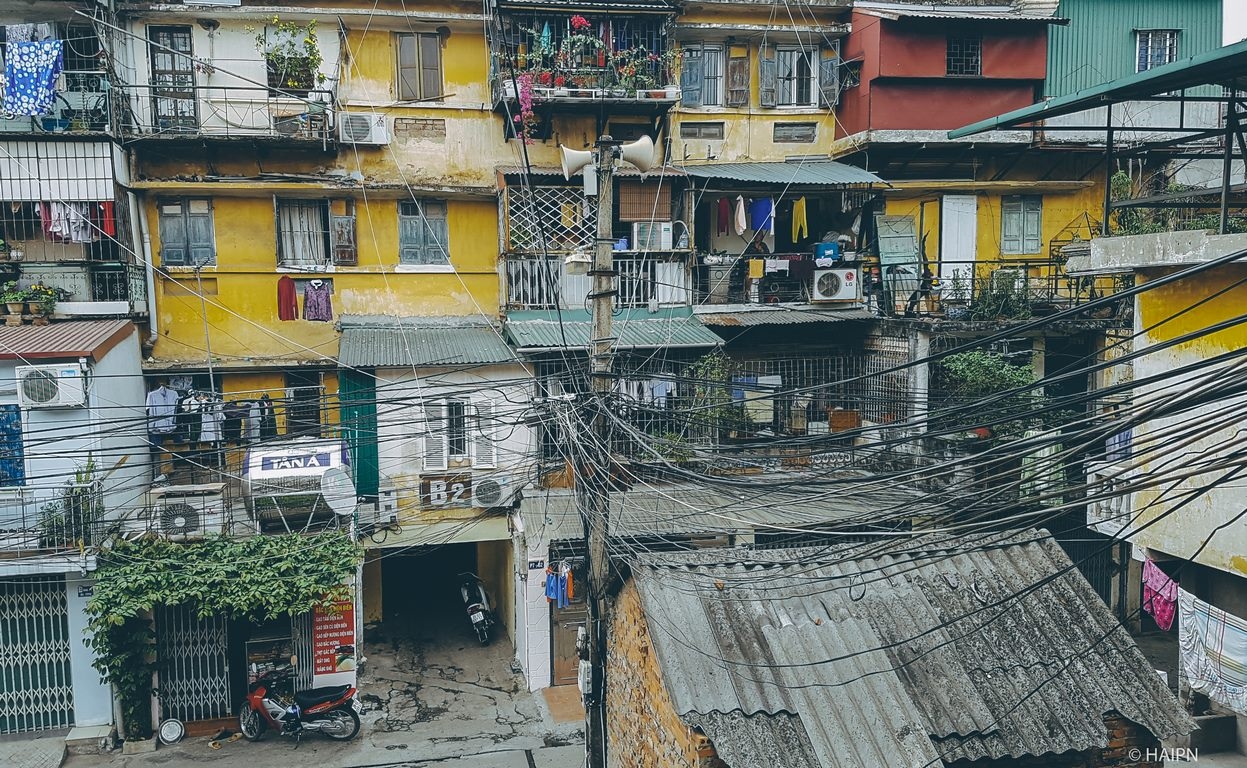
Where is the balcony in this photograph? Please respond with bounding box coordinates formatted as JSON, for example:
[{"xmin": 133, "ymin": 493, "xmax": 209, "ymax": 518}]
[
  {"xmin": 12, "ymin": 263, "xmax": 148, "ymax": 317},
  {"xmin": 0, "ymin": 484, "xmax": 105, "ymax": 555},
  {"xmin": 0, "ymin": 70, "xmax": 111, "ymax": 135},
  {"xmin": 114, "ymin": 85, "xmax": 335, "ymax": 146},
  {"xmin": 507, "ymin": 254, "xmax": 690, "ymax": 310}
]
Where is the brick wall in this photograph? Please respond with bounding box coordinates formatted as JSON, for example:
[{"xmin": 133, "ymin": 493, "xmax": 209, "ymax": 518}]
[
  {"xmin": 944, "ymin": 712, "xmax": 1163, "ymax": 768},
  {"xmin": 607, "ymin": 581, "xmax": 717, "ymax": 768}
]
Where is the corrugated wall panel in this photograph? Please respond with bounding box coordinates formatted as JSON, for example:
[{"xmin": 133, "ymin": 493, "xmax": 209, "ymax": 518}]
[{"xmin": 1047, "ymin": 0, "xmax": 1223, "ymax": 97}]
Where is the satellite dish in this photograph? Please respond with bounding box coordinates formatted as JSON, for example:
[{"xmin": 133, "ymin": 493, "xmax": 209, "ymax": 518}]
[{"xmin": 320, "ymin": 466, "xmax": 357, "ymax": 517}]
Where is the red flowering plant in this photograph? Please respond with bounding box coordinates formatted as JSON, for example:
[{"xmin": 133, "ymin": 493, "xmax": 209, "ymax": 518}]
[{"xmin": 513, "ymin": 73, "xmax": 543, "ymax": 144}]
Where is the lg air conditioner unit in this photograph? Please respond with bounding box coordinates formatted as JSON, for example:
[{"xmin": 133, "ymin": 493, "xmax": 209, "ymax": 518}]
[
  {"xmin": 473, "ymin": 477, "xmax": 518, "ymax": 508},
  {"xmin": 632, "ymin": 221, "xmax": 674, "ymax": 250},
  {"xmin": 811, "ymin": 268, "xmax": 860, "ymax": 302},
  {"xmin": 16, "ymin": 364, "xmax": 86, "ymax": 408},
  {"xmin": 338, "ymin": 112, "xmax": 389, "ymax": 145},
  {"xmin": 152, "ymin": 485, "xmax": 226, "ymax": 541}
]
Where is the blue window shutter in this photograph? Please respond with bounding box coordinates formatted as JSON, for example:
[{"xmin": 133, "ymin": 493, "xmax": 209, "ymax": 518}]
[
  {"xmin": 681, "ymin": 48, "xmax": 703, "ymax": 108},
  {"xmin": 186, "ymin": 206, "xmax": 215, "ymax": 265},
  {"xmin": 160, "ymin": 203, "xmax": 187, "ymax": 265},
  {"xmin": 759, "ymin": 48, "xmax": 777, "ymax": 108},
  {"xmin": 398, "ymin": 211, "xmax": 423, "ymax": 264},
  {"xmin": 818, "ymin": 43, "xmax": 840, "ymax": 108}
]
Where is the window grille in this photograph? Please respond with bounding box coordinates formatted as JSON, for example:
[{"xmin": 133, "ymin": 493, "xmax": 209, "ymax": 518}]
[{"xmin": 946, "ymin": 35, "xmax": 982, "ymax": 76}]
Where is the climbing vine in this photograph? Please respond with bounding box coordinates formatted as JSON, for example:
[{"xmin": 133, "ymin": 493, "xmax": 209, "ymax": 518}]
[{"xmin": 84, "ymin": 532, "xmax": 361, "ymax": 740}]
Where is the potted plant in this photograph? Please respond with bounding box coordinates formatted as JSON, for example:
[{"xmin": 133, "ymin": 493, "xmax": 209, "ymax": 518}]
[
  {"xmin": 26, "ymin": 283, "xmax": 70, "ymax": 316},
  {"xmin": 249, "ymin": 17, "xmax": 325, "ymax": 95},
  {"xmin": 0, "ymin": 281, "xmax": 28, "ymax": 314}
]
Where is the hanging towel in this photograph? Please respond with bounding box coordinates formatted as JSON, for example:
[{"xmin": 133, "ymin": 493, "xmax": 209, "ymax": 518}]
[
  {"xmin": 749, "ymin": 197, "xmax": 775, "ymax": 234},
  {"xmin": 3, "ymin": 40, "xmax": 63, "ymax": 116},
  {"xmin": 98, "ymin": 201, "xmax": 116, "ymax": 237},
  {"xmin": 734, "ymin": 195, "xmax": 747, "ymax": 236},
  {"xmin": 544, "ymin": 567, "xmax": 558, "ymax": 603},
  {"xmin": 277, "ymin": 275, "xmax": 298, "ymax": 321},
  {"xmin": 792, "ymin": 196, "xmax": 808, "ymax": 241},
  {"xmin": 1143, "ymin": 560, "xmax": 1178, "ymax": 631},
  {"xmin": 716, "ymin": 197, "xmax": 730, "ymax": 235},
  {"xmin": 748, "ymin": 258, "xmax": 764, "ymax": 279},
  {"xmin": 1179, "ymin": 589, "xmax": 1247, "ymax": 716}
]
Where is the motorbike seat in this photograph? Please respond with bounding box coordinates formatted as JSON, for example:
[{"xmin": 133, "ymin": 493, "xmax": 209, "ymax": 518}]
[{"xmin": 294, "ymin": 685, "xmax": 351, "ymax": 709}]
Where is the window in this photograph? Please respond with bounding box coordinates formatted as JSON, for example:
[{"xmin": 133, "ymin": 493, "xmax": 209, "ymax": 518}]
[
  {"xmin": 679, "ymin": 121, "xmax": 725, "ymax": 140},
  {"xmin": 776, "ymin": 46, "xmax": 817, "ymax": 106},
  {"xmin": 285, "ymin": 371, "xmax": 323, "ymax": 437},
  {"xmin": 680, "ymin": 43, "xmax": 725, "ymax": 107},
  {"xmin": 158, "ymin": 198, "xmax": 214, "ymax": 266},
  {"xmin": 947, "ymin": 35, "xmax": 982, "ymax": 76},
  {"xmin": 1001, "ymin": 195, "xmax": 1042, "ymax": 254},
  {"xmin": 423, "ymin": 398, "xmax": 497, "ymax": 471},
  {"xmin": 276, "ymin": 199, "xmax": 330, "ymax": 268},
  {"xmin": 397, "ymin": 32, "xmax": 443, "ymax": 101},
  {"xmin": 398, "ymin": 200, "xmax": 450, "ymax": 266},
  {"xmin": 774, "ymin": 122, "xmax": 817, "ymax": 143},
  {"xmin": 1137, "ymin": 30, "xmax": 1178, "ymax": 72}
]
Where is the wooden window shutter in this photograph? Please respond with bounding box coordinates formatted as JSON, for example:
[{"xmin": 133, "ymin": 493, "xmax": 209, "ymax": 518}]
[
  {"xmin": 619, "ymin": 181, "xmax": 672, "ymax": 222},
  {"xmin": 186, "ymin": 201, "xmax": 215, "ymax": 266},
  {"xmin": 680, "ymin": 45, "xmax": 703, "ymax": 108},
  {"xmin": 159, "ymin": 201, "xmax": 188, "ymax": 265},
  {"xmin": 423, "ymin": 401, "xmax": 449, "ymax": 471},
  {"xmin": 419, "ymin": 32, "xmax": 442, "ymax": 99},
  {"xmin": 1001, "ymin": 198, "xmax": 1023, "ymax": 254},
  {"xmin": 470, "ymin": 398, "xmax": 497, "ymax": 469},
  {"xmin": 726, "ymin": 46, "xmax": 749, "ymax": 107},
  {"xmin": 1022, "ymin": 198, "xmax": 1042, "ymax": 253},
  {"xmin": 331, "ymin": 210, "xmax": 357, "ymax": 265},
  {"xmin": 759, "ymin": 46, "xmax": 778, "ymax": 108},
  {"xmin": 818, "ymin": 42, "xmax": 840, "ymax": 108}
]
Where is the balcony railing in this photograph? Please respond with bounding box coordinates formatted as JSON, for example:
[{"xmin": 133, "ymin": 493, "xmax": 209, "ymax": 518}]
[
  {"xmin": 0, "ymin": 71, "xmax": 111, "ymax": 135},
  {"xmin": 0, "ymin": 484, "xmax": 106, "ymax": 553},
  {"xmin": 507, "ymin": 255, "xmax": 690, "ymax": 309},
  {"xmin": 114, "ymin": 85, "xmax": 335, "ymax": 144},
  {"xmin": 13, "ymin": 263, "xmax": 148, "ymax": 316}
]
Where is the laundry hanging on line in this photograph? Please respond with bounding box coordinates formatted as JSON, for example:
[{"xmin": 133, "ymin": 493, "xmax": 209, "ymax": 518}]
[
  {"xmin": 1142, "ymin": 559, "xmax": 1177, "ymax": 631},
  {"xmin": 2, "ymin": 40, "xmax": 63, "ymax": 116},
  {"xmin": 1179, "ymin": 588, "xmax": 1247, "ymax": 717}
]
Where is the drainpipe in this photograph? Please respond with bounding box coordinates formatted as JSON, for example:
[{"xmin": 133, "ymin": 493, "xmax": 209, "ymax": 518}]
[{"xmin": 129, "ymin": 191, "xmax": 158, "ymax": 342}]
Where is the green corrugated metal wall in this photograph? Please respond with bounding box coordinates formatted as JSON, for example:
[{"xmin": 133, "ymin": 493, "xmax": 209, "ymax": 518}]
[
  {"xmin": 339, "ymin": 368, "xmax": 379, "ymax": 498},
  {"xmin": 1047, "ymin": 0, "xmax": 1222, "ymax": 97}
]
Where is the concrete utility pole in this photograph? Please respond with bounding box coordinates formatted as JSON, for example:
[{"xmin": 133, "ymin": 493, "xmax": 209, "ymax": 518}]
[{"xmin": 582, "ymin": 134, "xmax": 620, "ymax": 768}]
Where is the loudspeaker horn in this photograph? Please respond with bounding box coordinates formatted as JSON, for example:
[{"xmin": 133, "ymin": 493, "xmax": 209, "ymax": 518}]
[
  {"xmin": 560, "ymin": 145, "xmax": 594, "ymax": 180},
  {"xmin": 618, "ymin": 134, "xmax": 655, "ymax": 173}
]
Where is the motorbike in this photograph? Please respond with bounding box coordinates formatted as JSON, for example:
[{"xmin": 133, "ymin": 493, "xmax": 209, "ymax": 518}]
[
  {"xmin": 459, "ymin": 572, "xmax": 496, "ymax": 645},
  {"xmin": 238, "ymin": 660, "xmax": 361, "ymax": 743}
]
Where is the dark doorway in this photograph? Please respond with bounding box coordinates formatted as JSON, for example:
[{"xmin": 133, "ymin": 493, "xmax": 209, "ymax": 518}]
[{"xmin": 380, "ymin": 543, "xmax": 478, "ymax": 642}]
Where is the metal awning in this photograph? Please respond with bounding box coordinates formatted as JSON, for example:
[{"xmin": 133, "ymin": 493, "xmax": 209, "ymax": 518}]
[
  {"xmin": 504, "ymin": 307, "xmax": 721, "ymax": 351},
  {"xmin": 682, "ymin": 161, "xmax": 884, "ymax": 187},
  {"xmin": 855, "ymin": 1, "xmax": 1065, "ymax": 24},
  {"xmin": 338, "ymin": 316, "xmax": 517, "ymax": 368},
  {"xmin": 949, "ymin": 38, "xmax": 1247, "ymax": 138},
  {"xmin": 694, "ymin": 305, "xmax": 877, "ymax": 326}
]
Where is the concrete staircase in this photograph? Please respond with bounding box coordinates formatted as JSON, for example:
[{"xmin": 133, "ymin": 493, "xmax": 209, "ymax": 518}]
[{"xmin": 1168, "ymin": 713, "xmax": 1246, "ymax": 766}]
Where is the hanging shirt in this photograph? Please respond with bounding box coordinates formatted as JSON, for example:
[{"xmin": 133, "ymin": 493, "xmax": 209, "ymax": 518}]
[
  {"xmin": 245, "ymin": 402, "xmax": 262, "ymax": 442},
  {"xmin": 47, "ymin": 202, "xmax": 95, "ymax": 243},
  {"xmin": 146, "ymin": 386, "xmax": 180, "ymax": 434},
  {"xmin": 717, "ymin": 197, "xmax": 731, "ymax": 235},
  {"xmin": 1143, "ymin": 560, "xmax": 1178, "ymax": 631},
  {"xmin": 3, "ymin": 40, "xmax": 64, "ymax": 116},
  {"xmin": 259, "ymin": 397, "xmax": 278, "ymax": 438},
  {"xmin": 733, "ymin": 196, "xmax": 747, "ymax": 236},
  {"xmin": 557, "ymin": 563, "xmax": 571, "ymax": 609},
  {"xmin": 277, "ymin": 275, "xmax": 298, "ymax": 321},
  {"xmin": 792, "ymin": 197, "xmax": 809, "ymax": 241},
  {"xmin": 200, "ymin": 401, "xmax": 222, "ymax": 444},
  {"xmin": 749, "ymin": 197, "xmax": 775, "ymax": 234},
  {"xmin": 303, "ymin": 281, "xmax": 333, "ymax": 322}
]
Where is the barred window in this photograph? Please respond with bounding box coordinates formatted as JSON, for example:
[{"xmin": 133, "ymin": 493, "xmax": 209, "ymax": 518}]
[{"xmin": 946, "ymin": 35, "xmax": 982, "ymax": 77}]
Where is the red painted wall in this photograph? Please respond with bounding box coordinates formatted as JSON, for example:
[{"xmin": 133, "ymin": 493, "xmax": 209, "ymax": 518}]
[{"xmin": 837, "ymin": 10, "xmax": 1047, "ymax": 136}]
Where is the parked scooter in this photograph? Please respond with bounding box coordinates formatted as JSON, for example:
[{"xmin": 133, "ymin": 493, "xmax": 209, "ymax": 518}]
[
  {"xmin": 238, "ymin": 658, "xmax": 361, "ymax": 743},
  {"xmin": 459, "ymin": 572, "xmax": 496, "ymax": 645}
]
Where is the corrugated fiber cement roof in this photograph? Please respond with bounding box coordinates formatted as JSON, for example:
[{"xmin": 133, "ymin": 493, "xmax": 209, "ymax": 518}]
[
  {"xmin": 338, "ymin": 316, "xmax": 517, "ymax": 368},
  {"xmin": 681, "ymin": 161, "xmax": 884, "ymax": 187},
  {"xmin": 632, "ymin": 529, "xmax": 1194, "ymax": 768},
  {"xmin": 504, "ymin": 307, "xmax": 721, "ymax": 350}
]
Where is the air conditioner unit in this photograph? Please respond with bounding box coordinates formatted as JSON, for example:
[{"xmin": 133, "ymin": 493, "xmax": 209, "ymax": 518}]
[
  {"xmin": 474, "ymin": 477, "xmax": 518, "ymax": 508},
  {"xmin": 151, "ymin": 484, "xmax": 226, "ymax": 541},
  {"xmin": 632, "ymin": 221, "xmax": 674, "ymax": 250},
  {"xmin": 338, "ymin": 112, "xmax": 389, "ymax": 145},
  {"xmin": 16, "ymin": 364, "xmax": 86, "ymax": 408},
  {"xmin": 811, "ymin": 268, "xmax": 860, "ymax": 301}
]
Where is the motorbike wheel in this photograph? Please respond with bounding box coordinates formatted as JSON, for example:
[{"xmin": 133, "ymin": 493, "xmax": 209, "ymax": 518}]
[
  {"xmin": 239, "ymin": 704, "xmax": 267, "ymax": 742},
  {"xmin": 321, "ymin": 708, "xmax": 361, "ymax": 741},
  {"xmin": 475, "ymin": 623, "xmax": 490, "ymax": 645}
]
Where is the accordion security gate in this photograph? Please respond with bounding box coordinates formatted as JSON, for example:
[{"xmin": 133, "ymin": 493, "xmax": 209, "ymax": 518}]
[
  {"xmin": 156, "ymin": 604, "xmax": 231, "ymax": 723},
  {"xmin": 0, "ymin": 575, "xmax": 74, "ymax": 734}
]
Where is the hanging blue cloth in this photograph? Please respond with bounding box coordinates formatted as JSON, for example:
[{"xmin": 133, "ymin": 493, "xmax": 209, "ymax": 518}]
[
  {"xmin": 557, "ymin": 569, "xmax": 570, "ymax": 608},
  {"xmin": 3, "ymin": 40, "xmax": 64, "ymax": 116},
  {"xmin": 545, "ymin": 568, "xmax": 558, "ymax": 603},
  {"xmin": 0, "ymin": 405, "xmax": 25, "ymax": 486}
]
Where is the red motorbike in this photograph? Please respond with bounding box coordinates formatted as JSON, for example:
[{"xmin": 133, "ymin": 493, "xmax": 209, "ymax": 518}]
[{"xmin": 238, "ymin": 663, "xmax": 361, "ymax": 742}]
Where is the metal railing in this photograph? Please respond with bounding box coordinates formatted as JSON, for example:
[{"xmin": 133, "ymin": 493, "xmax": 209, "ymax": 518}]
[
  {"xmin": 0, "ymin": 483, "xmax": 106, "ymax": 552},
  {"xmin": 113, "ymin": 84, "xmax": 335, "ymax": 143},
  {"xmin": 506, "ymin": 255, "xmax": 690, "ymax": 309},
  {"xmin": 0, "ymin": 71, "xmax": 110, "ymax": 134}
]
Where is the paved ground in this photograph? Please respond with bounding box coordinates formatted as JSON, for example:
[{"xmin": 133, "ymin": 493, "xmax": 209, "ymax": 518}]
[{"xmin": 0, "ymin": 734, "xmax": 65, "ymax": 768}]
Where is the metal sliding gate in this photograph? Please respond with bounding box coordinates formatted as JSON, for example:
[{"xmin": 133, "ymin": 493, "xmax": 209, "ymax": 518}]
[
  {"xmin": 156, "ymin": 604, "xmax": 231, "ymax": 722},
  {"xmin": 291, "ymin": 611, "xmax": 314, "ymax": 692},
  {"xmin": 0, "ymin": 575, "xmax": 74, "ymax": 734}
]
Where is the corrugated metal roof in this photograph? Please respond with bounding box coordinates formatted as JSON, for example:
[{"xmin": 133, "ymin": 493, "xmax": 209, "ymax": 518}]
[
  {"xmin": 338, "ymin": 316, "xmax": 516, "ymax": 368},
  {"xmin": 520, "ymin": 478, "xmax": 927, "ymax": 541},
  {"xmin": 855, "ymin": 1, "xmax": 1063, "ymax": 22},
  {"xmin": 694, "ymin": 306, "xmax": 877, "ymax": 326},
  {"xmin": 0, "ymin": 319, "xmax": 134, "ymax": 362},
  {"xmin": 632, "ymin": 530, "xmax": 1194, "ymax": 767},
  {"xmin": 951, "ymin": 38, "xmax": 1247, "ymax": 138},
  {"xmin": 504, "ymin": 307, "xmax": 721, "ymax": 350},
  {"xmin": 682, "ymin": 161, "xmax": 884, "ymax": 187},
  {"xmin": 496, "ymin": 0, "xmax": 674, "ymax": 11}
]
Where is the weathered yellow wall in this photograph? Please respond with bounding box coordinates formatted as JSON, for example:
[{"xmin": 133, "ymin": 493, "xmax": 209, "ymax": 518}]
[
  {"xmin": 476, "ymin": 539, "xmax": 513, "ymax": 640},
  {"xmin": 363, "ymin": 551, "xmax": 383, "ymax": 624}
]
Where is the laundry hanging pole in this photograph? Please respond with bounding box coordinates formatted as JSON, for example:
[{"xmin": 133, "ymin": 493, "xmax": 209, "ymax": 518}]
[{"xmin": 194, "ymin": 264, "xmax": 217, "ymax": 396}]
